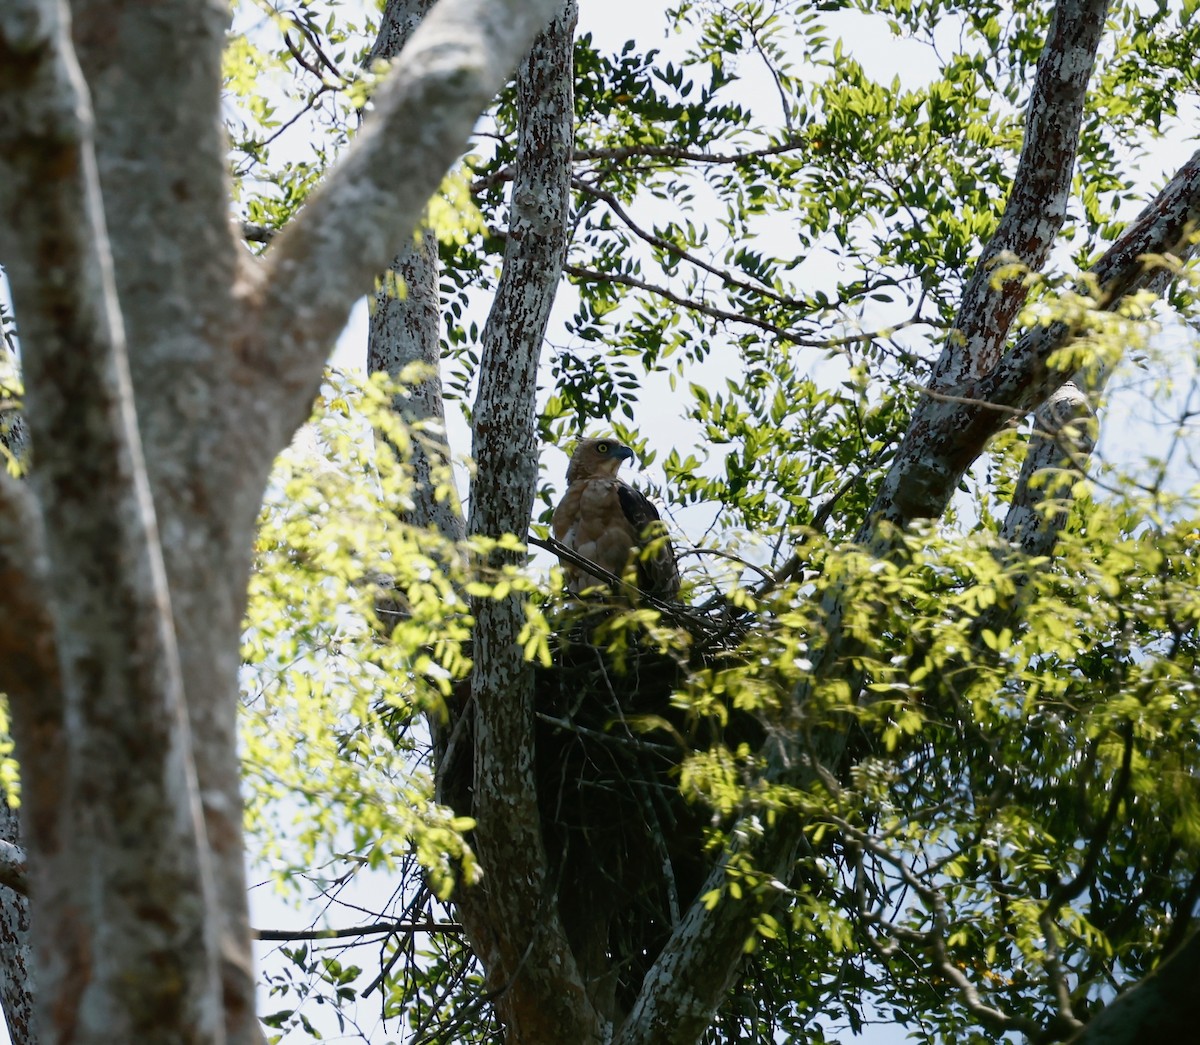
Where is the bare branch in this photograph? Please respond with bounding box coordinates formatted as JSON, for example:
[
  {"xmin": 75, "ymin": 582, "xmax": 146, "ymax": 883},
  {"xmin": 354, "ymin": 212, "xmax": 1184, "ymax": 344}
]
[
  {"xmin": 565, "ymin": 262, "xmax": 935, "ymax": 352},
  {"xmin": 573, "ymin": 138, "xmax": 808, "ymax": 166},
  {"xmin": 254, "ymin": 919, "xmax": 463, "ymax": 941},
  {"xmin": 572, "ymin": 177, "xmax": 806, "ymax": 311},
  {"xmin": 469, "ymin": 138, "xmax": 810, "ymax": 196}
]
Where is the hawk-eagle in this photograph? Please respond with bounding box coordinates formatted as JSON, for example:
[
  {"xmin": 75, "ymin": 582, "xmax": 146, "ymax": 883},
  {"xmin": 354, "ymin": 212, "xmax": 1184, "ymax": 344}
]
[{"xmin": 551, "ymin": 438, "xmax": 680, "ymax": 600}]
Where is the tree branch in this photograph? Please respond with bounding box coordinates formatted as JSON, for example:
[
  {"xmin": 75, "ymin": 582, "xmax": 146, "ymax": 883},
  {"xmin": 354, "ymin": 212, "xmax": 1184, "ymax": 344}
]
[
  {"xmin": 1000, "ymin": 381, "xmax": 1097, "ymax": 556},
  {"xmin": 614, "ymin": 8, "xmax": 1192, "ymax": 1041},
  {"xmin": 462, "ymin": 4, "xmax": 602, "ymax": 1039},
  {"xmin": 0, "ymin": 1, "xmax": 224, "ymax": 1037},
  {"xmin": 254, "ymin": 0, "xmax": 564, "ymax": 431},
  {"xmin": 930, "ymin": 0, "xmax": 1109, "ymax": 388},
  {"xmin": 565, "ymin": 262, "xmax": 935, "ymax": 353},
  {"xmin": 573, "ymin": 138, "xmax": 809, "ymax": 167},
  {"xmin": 869, "ymin": 145, "xmax": 1200, "ymax": 537},
  {"xmin": 254, "ymin": 919, "xmax": 462, "ymax": 941},
  {"xmin": 364, "ymin": 0, "xmax": 464, "ymax": 544},
  {"xmin": 572, "ymin": 177, "xmax": 807, "ymax": 311},
  {"xmin": 1065, "ymin": 929, "xmax": 1200, "ymax": 1045}
]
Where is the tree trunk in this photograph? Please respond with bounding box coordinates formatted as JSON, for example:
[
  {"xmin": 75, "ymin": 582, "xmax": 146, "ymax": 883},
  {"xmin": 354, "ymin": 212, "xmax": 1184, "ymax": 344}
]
[
  {"xmin": 461, "ymin": 3, "xmax": 604, "ymax": 1040},
  {"xmin": 0, "ymin": 0, "xmax": 565, "ymax": 1038},
  {"xmin": 0, "ymin": 797, "xmax": 34, "ymax": 1045}
]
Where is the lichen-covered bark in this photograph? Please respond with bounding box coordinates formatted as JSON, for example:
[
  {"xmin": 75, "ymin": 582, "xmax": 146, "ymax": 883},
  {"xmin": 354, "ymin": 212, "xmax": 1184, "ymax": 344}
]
[
  {"xmin": 1000, "ymin": 381, "xmax": 1096, "ymax": 556},
  {"xmin": 365, "ymin": 0, "xmax": 437, "ymax": 72},
  {"xmin": 930, "ymin": 0, "xmax": 1108, "ymax": 389},
  {"xmin": 869, "ymin": 148, "xmax": 1200, "ymax": 540},
  {"xmin": 0, "ymin": 2, "xmax": 224, "ymax": 1040},
  {"xmin": 368, "ymin": 230, "xmax": 466, "ymax": 540},
  {"xmin": 0, "ymin": 0, "xmax": 566, "ymax": 1039},
  {"xmin": 69, "ymin": 2, "xmax": 260, "ymax": 1036},
  {"xmin": 364, "ymin": 0, "xmax": 458, "ymax": 548},
  {"xmin": 464, "ymin": 3, "xmax": 599, "ymax": 1041},
  {"xmin": 615, "ymin": 819, "xmax": 807, "ymax": 1045},
  {"xmin": 0, "ymin": 798, "xmax": 34, "ymax": 1045}
]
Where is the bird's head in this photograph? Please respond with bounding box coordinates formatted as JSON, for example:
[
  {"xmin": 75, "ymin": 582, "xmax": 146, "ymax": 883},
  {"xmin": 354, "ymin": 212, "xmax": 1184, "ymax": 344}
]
[{"xmin": 566, "ymin": 437, "xmax": 636, "ymax": 480}]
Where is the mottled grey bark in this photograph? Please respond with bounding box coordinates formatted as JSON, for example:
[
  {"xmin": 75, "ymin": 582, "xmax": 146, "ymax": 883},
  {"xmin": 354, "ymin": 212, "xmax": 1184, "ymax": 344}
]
[
  {"xmin": 69, "ymin": 1, "xmax": 255, "ymax": 1036},
  {"xmin": 931, "ymin": 0, "xmax": 1109, "ymax": 389},
  {"xmin": 0, "ymin": 798, "xmax": 33, "ymax": 1045},
  {"xmin": 368, "ymin": 228, "xmax": 466, "ymax": 540},
  {"xmin": 464, "ymin": 2, "xmax": 597, "ymax": 1041},
  {"xmin": 364, "ymin": 0, "xmax": 464, "ymax": 543},
  {"xmin": 366, "ymin": 0, "xmax": 437, "ymax": 72},
  {"xmin": 0, "ymin": 0, "xmax": 564, "ymax": 1039},
  {"xmin": 871, "ymin": 146, "xmax": 1200, "ymax": 538},
  {"xmin": 1, "ymin": 3, "xmax": 224, "ymax": 1042},
  {"xmin": 1001, "ymin": 381, "xmax": 1097, "ymax": 556}
]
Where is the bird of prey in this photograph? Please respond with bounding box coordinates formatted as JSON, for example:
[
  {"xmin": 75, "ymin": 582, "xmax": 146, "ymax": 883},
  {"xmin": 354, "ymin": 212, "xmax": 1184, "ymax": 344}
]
[{"xmin": 551, "ymin": 438, "xmax": 680, "ymax": 600}]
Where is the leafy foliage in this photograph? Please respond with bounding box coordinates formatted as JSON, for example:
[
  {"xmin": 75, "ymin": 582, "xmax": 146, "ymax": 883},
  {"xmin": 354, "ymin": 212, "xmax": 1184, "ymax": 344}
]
[{"xmin": 225, "ymin": 0, "xmax": 1200, "ymax": 1042}]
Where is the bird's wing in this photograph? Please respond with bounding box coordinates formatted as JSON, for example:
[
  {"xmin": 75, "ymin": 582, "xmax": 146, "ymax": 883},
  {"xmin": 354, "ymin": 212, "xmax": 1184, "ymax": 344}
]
[{"xmin": 617, "ymin": 483, "xmax": 680, "ymax": 600}]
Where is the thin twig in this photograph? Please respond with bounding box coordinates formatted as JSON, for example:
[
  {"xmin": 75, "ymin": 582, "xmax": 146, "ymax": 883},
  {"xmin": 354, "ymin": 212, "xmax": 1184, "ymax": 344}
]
[{"xmin": 254, "ymin": 918, "xmax": 463, "ymax": 941}]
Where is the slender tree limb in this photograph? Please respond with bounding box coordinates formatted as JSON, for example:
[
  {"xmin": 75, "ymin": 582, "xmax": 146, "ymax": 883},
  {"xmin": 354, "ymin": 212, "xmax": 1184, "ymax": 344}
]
[
  {"xmin": 469, "ymin": 138, "xmax": 810, "ymax": 198},
  {"xmin": 472, "ymin": 139, "xmax": 810, "ymax": 195},
  {"xmin": 255, "ymin": 0, "xmax": 564, "ymax": 431},
  {"xmin": 573, "ymin": 138, "xmax": 809, "ymax": 167},
  {"xmin": 463, "ymin": 4, "xmax": 603, "ymax": 1041},
  {"xmin": 572, "ymin": 177, "xmax": 807, "ymax": 311},
  {"xmin": 254, "ymin": 919, "xmax": 462, "ymax": 941},
  {"xmin": 930, "ymin": 0, "xmax": 1109, "ymax": 388},
  {"xmin": 364, "ymin": 0, "xmax": 464, "ymax": 544},
  {"xmin": 565, "ymin": 262, "xmax": 935, "ymax": 353}
]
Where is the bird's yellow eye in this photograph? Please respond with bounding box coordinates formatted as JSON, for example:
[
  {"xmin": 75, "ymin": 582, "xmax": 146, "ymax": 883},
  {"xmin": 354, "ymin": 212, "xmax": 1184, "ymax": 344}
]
[{"xmin": 597, "ymin": 441, "xmax": 610, "ymax": 453}]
